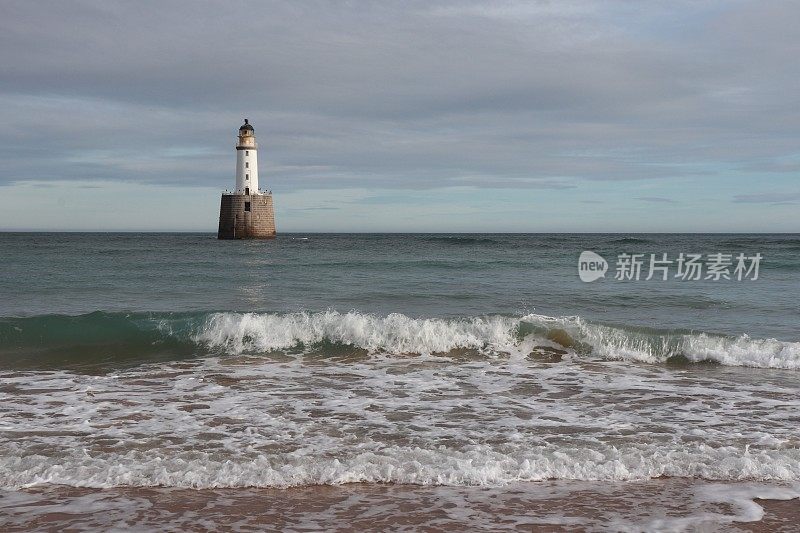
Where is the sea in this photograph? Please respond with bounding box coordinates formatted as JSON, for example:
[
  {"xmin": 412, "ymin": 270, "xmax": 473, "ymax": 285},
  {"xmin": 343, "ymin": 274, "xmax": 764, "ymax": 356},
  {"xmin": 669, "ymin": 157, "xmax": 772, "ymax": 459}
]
[{"xmin": 0, "ymin": 232, "xmax": 798, "ymax": 531}]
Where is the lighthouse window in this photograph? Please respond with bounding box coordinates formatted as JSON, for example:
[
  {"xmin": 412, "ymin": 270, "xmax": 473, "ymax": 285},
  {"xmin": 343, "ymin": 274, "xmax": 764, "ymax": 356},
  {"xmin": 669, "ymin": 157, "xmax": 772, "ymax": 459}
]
[
  {"xmin": 245, "ymin": 151, "xmax": 249, "ymax": 156},
  {"xmin": 245, "ymin": 162, "xmax": 249, "ymax": 168},
  {"xmin": 244, "ymin": 202, "xmax": 251, "ymax": 212},
  {"xmin": 246, "ymin": 174, "xmax": 249, "ymax": 180}
]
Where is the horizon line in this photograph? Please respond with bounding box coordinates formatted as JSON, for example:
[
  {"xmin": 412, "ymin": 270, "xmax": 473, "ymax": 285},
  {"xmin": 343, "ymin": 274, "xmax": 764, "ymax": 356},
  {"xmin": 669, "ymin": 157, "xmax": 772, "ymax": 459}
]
[{"xmin": 1, "ymin": 230, "xmax": 798, "ymax": 235}]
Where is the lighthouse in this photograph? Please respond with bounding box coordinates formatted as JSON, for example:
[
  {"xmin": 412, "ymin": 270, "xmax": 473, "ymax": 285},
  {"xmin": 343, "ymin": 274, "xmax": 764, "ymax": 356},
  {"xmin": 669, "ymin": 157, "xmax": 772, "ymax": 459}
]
[{"xmin": 217, "ymin": 119, "xmax": 276, "ymax": 239}]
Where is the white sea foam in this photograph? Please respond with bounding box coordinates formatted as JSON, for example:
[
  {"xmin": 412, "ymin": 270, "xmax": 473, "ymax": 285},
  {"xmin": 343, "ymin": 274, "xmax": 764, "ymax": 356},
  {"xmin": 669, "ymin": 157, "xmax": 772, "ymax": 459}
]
[
  {"xmin": 194, "ymin": 311, "xmax": 519, "ymax": 356},
  {"xmin": 533, "ymin": 313, "xmax": 800, "ymax": 369},
  {"xmin": 639, "ymin": 482, "xmax": 800, "ymax": 531},
  {"xmin": 2, "ymin": 443, "xmax": 800, "ymax": 490},
  {"xmin": 192, "ymin": 311, "xmax": 800, "ymax": 369},
  {"xmin": 0, "ymin": 360, "xmax": 798, "ymax": 492},
  {"xmin": 679, "ymin": 334, "xmax": 800, "ymax": 368},
  {"xmin": 3, "ymin": 313, "xmax": 799, "ymax": 493}
]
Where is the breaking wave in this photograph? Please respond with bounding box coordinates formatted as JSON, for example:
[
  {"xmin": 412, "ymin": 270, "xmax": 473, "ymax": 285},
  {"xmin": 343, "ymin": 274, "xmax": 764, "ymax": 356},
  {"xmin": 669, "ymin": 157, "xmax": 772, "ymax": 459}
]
[
  {"xmin": 193, "ymin": 311, "xmax": 800, "ymax": 369},
  {"xmin": 3, "ymin": 443, "xmax": 800, "ymax": 490},
  {"xmin": 1, "ymin": 311, "xmax": 799, "ymax": 369}
]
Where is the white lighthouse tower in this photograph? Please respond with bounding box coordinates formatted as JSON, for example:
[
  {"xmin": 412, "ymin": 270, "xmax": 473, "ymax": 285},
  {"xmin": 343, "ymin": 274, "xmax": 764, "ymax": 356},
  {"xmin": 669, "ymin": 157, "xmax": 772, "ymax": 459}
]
[
  {"xmin": 218, "ymin": 119, "xmax": 276, "ymax": 239},
  {"xmin": 235, "ymin": 118, "xmax": 259, "ymax": 195}
]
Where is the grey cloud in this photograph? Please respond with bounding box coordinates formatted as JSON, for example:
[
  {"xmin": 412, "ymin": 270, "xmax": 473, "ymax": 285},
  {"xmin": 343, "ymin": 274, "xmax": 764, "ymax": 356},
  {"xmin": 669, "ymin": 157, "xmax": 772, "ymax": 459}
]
[
  {"xmin": 733, "ymin": 192, "xmax": 800, "ymax": 204},
  {"xmin": 736, "ymin": 160, "xmax": 800, "ymax": 174},
  {"xmin": 636, "ymin": 196, "xmax": 679, "ymax": 204},
  {"xmin": 287, "ymin": 207, "xmax": 339, "ymax": 211},
  {"xmin": 1, "ymin": 0, "xmax": 800, "ymax": 194}
]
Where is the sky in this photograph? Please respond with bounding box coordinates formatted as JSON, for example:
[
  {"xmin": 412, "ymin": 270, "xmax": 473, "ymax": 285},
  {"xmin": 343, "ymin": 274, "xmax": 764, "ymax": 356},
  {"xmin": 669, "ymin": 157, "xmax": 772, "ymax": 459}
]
[{"xmin": 0, "ymin": 0, "xmax": 798, "ymax": 232}]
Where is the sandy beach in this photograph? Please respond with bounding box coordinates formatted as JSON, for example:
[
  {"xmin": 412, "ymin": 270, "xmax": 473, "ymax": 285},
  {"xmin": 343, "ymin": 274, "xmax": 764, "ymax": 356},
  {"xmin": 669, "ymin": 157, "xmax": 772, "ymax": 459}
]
[{"xmin": 2, "ymin": 479, "xmax": 798, "ymax": 531}]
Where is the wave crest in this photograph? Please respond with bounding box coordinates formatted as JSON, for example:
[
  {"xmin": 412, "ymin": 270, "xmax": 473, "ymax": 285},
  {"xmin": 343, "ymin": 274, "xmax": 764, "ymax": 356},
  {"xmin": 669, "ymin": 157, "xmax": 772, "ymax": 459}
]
[
  {"xmin": 2, "ymin": 311, "xmax": 798, "ymax": 370},
  {"xmin": 533, "ymin": 314, "xmax": 800, "ymax": 369},
  {"xmin": 194, "ymin": 311, "xmax": 800, "ymax": 369},
  {"xmin": 194, "ymin": 311, "xmax": 518, "ymax": 355}
]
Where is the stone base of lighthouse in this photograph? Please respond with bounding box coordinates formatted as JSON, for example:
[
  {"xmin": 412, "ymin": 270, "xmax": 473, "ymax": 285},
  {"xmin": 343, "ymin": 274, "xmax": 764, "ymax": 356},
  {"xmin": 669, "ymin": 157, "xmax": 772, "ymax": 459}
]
[{"xmin": 217, "ymin": 194, "xmax": 276, "ymax": 239}]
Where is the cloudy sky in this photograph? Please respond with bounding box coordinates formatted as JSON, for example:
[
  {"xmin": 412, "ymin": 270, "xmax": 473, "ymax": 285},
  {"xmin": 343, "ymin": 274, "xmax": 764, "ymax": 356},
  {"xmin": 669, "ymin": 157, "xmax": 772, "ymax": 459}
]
[{"xmin": 1, "ymin": 0, "xmax": 798, "ymax": 231}]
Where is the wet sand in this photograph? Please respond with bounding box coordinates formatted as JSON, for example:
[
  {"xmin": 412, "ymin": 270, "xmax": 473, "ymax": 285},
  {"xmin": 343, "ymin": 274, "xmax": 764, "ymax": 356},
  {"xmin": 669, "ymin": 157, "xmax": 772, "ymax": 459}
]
[
  {"xmin": 1, "ymin": 479, "xmax": 798, "ymax": 531},
  {"xmin": 749, "ymin": 499, "xmax": 800, "ymax": 532}
]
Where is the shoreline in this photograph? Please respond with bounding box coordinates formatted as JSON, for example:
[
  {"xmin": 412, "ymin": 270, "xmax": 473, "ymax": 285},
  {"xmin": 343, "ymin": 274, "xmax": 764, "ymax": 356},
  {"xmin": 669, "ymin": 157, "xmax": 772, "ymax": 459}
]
[{"xmin": 2, "ymin": 479, "xmax": 798, "ymax": 531}]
